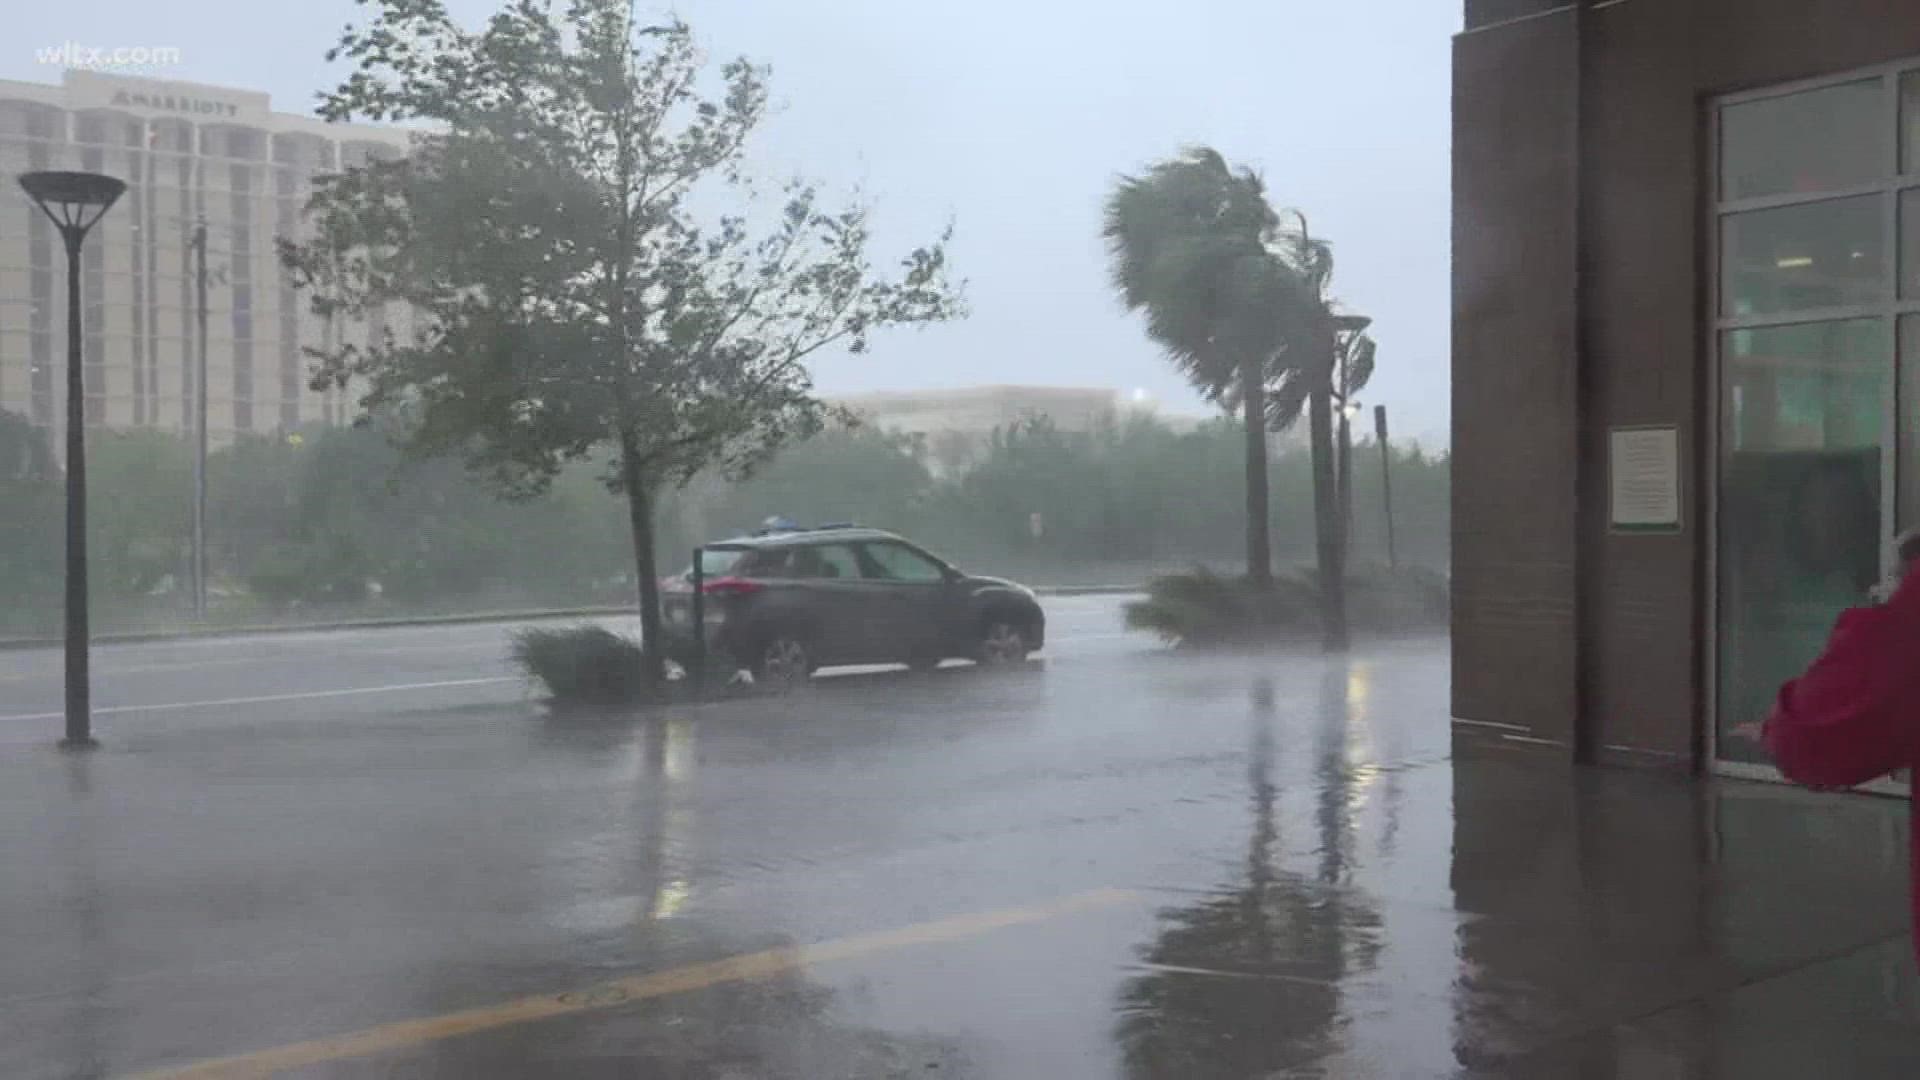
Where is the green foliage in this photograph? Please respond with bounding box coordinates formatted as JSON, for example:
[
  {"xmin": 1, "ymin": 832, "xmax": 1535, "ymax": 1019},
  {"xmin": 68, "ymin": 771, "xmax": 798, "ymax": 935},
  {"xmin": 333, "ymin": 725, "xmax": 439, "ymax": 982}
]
[
  {"xmin": 696, "ymin": 424, "xmax": 934, "ymax": 539},
  {"xmin": 243, "ymin": 539, "xmax": 370, "ymax": 608},
  {"xmin": 87, "ymin": 429, "xmax": 193, "ymax": 598},
  {"xmin": 0, "ymin": 406, "xmax": 1448, "ymax": 631},
  {"xmin": 1125, "ymin": 564, "xmax": 1450, "ymax": 648},
  {"xmin": 511, "ymin": 625, "xmax": 653, "ymax": 709},
  {"xmin": 1124, "ymin": 569, "xmax": 1319, "ymax": 647},
  {"xmin": 0, "ymin": 412, "xmax": 60, "ymax": 621},
  {"xmin": 1104, "ymin": 148, "xmax": 1313, "ymax": 403},
  {"xmin": 227, "ymin": 420, "xmax": 633, "ymax": 611}
]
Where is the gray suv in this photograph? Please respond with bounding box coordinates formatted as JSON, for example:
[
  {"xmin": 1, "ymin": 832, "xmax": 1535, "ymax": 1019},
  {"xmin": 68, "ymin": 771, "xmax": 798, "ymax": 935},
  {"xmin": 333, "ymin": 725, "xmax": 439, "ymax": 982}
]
[{"xmin": 662, "ymin": 526, "xmax": 1045, "ymax": 684}]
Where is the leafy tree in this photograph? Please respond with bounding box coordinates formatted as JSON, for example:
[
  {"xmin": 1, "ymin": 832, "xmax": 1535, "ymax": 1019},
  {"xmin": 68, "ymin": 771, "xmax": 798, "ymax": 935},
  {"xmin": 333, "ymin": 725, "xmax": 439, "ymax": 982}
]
[{"xmin": 282, "ymin": 4, "xmax": 962, "ymax": 683}]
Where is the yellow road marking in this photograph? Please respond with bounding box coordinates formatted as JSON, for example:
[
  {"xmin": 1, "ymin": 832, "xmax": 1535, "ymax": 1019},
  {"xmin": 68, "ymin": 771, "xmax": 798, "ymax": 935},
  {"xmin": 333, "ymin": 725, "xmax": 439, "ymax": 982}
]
[{"xmin": 127, "ymin": 886, "xmax": 1138, "ymax": 1080}]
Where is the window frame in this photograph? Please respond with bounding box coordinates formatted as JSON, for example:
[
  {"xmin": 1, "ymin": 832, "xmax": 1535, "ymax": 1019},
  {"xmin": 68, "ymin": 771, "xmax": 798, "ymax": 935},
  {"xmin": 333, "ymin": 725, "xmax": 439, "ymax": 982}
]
[{"xmin": 1707, "ymin": 56, "xmax": 1920, "ymax": 794}]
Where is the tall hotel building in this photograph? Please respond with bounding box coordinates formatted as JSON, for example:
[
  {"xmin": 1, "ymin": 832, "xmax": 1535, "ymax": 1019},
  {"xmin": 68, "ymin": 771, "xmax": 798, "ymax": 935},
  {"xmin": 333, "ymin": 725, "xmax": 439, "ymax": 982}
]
[{"xmin": 0, "ymin": 69, "xmax": 413, "ymax": 445}]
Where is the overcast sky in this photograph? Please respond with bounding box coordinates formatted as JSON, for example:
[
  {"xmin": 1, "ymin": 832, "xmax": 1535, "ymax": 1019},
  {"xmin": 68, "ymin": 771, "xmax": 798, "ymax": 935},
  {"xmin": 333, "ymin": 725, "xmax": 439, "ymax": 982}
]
[{"xmin": 6, "ymin": 1, "xmax": 1460, "ymax": 445}]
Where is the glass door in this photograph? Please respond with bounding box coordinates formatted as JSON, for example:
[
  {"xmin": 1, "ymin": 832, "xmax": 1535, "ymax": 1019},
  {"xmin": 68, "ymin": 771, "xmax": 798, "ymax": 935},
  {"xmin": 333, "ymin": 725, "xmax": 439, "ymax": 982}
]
[{"xmin": 1716, "ymin": 320, "xmax": 1888, "ymax": 768}]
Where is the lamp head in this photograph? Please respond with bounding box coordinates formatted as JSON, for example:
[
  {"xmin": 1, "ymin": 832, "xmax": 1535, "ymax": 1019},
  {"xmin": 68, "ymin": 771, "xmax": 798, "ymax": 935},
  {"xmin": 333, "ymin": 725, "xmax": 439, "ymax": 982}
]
[{"xmin": 18, "ymin": 171, "xmax": 126, "ymax": 236}]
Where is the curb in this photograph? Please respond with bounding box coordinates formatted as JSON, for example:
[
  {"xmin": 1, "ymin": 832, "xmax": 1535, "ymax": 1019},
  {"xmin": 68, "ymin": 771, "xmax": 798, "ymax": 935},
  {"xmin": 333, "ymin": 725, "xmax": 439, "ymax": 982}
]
[{"xmin": 0, "ymin": 589, "xmax": 1144, "ymax": 651}]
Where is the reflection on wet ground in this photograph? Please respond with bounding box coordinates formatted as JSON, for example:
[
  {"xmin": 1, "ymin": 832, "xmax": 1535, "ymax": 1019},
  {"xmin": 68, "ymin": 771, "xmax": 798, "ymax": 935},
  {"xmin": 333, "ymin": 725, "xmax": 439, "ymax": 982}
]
[{"xmin": 0, "ymin": 614, "xmax": 1914, "ymax": 1077}]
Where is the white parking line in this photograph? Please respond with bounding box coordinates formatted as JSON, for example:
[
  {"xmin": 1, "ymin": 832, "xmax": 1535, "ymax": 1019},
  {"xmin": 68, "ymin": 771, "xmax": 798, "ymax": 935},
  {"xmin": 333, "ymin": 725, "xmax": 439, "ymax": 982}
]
[{"xmin": 0, "ymin": 677, "xmax": 520, "ymax": 723}]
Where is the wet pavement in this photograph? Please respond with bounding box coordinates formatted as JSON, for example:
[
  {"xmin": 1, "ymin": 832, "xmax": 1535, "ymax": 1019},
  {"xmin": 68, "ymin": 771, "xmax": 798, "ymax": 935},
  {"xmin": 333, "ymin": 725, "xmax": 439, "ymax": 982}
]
[{"xmin": 1, "ymin": 597, "xmax": 1915, "ymax": 1077}]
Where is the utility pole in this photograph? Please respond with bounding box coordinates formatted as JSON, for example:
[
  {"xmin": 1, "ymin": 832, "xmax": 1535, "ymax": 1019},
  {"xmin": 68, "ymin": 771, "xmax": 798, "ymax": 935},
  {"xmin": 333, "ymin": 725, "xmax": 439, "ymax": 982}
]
[
  {"xmin": 191, "ymin": 218, "xmax": 209, "ymax": 619},
  {"xmin": 1336, "ymin": 349, "xmax": 1353, "ymax": 563},
  {"xmin": 1375, "ymin": 405, "xmax": 1398, "ymax": 571}
]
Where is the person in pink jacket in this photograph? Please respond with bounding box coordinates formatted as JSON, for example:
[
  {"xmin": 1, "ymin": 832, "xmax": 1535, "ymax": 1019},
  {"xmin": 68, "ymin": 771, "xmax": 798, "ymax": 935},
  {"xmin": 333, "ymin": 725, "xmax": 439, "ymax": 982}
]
[{"xmin": 1755, "ymin": 528, "xmax": 1920, "ymax": 957}]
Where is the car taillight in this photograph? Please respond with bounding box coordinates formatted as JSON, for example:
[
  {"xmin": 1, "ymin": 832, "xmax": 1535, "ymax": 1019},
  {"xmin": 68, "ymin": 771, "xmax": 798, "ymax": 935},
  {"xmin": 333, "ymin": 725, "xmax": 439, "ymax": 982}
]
[{"xmin": 702, "ymin": 576, "xmax": 765, "ymax": 597}]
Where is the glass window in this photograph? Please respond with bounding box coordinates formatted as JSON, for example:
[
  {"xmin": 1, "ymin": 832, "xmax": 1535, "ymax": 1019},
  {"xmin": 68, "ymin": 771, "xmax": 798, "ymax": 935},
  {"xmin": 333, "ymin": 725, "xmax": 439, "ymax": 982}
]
[
  {"xmin": 1718, "ymin": 318, "xmax": 1888, "ymax": 765},
  {"xmin": 730, "ymin": 548, "xmax": 787, "ymax": 577},
  {"xmin": 783, "ymin": 544, "xmax": 858, "ymax": 580},
  {"xmin": 1721, "ymin": 196, "xmax": 1884, "ymax": 316},
  {"xmin": 1721, "ymin": 79, "xmax": 1884, "ymax": 200},
  {"xmin": 859, "ymin": 542, "xmax": 947, "ymax": 583}
]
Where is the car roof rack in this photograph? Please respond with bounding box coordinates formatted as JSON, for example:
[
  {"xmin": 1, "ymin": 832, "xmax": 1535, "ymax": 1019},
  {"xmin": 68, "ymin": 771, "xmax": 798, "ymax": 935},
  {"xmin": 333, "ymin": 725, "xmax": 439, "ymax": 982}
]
[{"xmin": 743, "ymin": 520, "xmax": 870, "ymax": 538}]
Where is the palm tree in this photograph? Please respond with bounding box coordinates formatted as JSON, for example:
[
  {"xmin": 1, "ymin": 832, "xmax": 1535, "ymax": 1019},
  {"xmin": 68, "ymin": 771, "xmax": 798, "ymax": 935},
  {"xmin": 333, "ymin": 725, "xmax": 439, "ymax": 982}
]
[
  {"xmin": 1104, "ymin": 149, "xmax": 1307, "ymax": 588},
  {"xmin": 1104, "ymin": 151, "xmax": 1354, "ymax": 647},
  {"xmin": 1250, "ymin": 214, "xmax": 1376, "ymax": 649}
]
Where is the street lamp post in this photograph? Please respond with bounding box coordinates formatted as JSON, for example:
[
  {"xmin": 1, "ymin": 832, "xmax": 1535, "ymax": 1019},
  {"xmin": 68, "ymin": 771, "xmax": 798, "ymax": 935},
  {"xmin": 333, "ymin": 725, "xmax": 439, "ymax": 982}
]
[{"xmin": 18, "ymin": 170, "xmax": 126, "ymax": 749}]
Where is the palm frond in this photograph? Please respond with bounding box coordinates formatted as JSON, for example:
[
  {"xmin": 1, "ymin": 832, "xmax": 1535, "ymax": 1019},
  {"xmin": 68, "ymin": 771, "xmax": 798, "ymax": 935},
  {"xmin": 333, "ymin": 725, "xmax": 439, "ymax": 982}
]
[{"xmin": 1343, "ymin": 334, "xmax": 1375, "ymax": 399}]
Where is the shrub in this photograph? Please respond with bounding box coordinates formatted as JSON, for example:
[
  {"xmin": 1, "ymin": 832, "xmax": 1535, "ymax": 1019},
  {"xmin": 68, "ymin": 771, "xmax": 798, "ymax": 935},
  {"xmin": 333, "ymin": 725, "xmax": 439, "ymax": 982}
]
[
  {"xmin": 1124, "ymin": 567, "xmax": 1318, "ymax": 647},
  {"xmin": 244, "ymin": 542, "xmax": 372, "ymax": 609},
  {"xmin": 1125, "ymin": 565, "xmax": 1450, "ymax": 647},
  {"xmin": 512, "ymin": 625, "xmax": 654, "ymax": 708}
]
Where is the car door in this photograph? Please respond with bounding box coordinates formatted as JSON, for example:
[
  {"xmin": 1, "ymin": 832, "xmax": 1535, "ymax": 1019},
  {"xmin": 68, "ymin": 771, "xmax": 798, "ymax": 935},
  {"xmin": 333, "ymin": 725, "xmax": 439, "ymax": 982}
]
[
  {"xmin": 784, "ymin": 543, "xmax": 872, "ymax": 665},
  {"xmin": 854, "ymin": 540, "xmax": 962, "ymax": 661}
]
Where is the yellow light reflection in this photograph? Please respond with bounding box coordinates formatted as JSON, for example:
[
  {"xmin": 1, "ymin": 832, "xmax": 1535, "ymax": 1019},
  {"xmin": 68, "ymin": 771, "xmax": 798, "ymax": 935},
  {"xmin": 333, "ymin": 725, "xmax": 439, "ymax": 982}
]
[
  {"xmin": 651, "ymin": 878, "xmax": 692, "ymax": 920},
  {"xmin": 664, "ymin": 715, "xmax": 697, "ymax": 783}
]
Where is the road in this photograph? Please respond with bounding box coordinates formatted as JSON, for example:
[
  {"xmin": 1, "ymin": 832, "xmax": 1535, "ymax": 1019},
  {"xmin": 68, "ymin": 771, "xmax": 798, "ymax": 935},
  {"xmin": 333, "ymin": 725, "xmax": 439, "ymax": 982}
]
[
  {"xmin": 2, "ymin": 597, "xmax": 1917, "ymax": 1077},
  {"xmin": 0, "ymin": 597, "xmax": 1134, "ymax": 744}
]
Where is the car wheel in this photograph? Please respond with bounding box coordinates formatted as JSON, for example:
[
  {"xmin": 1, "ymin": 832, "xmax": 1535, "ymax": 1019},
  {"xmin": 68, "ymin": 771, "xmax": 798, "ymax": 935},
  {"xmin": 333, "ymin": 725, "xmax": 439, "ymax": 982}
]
[
  {"xmin": 975, "ymin": 619, "xmax": 1029, "ymax": 666},
  {"xmin": 754, "ymin": 633, "xmax": 813, "ymax": 689}
]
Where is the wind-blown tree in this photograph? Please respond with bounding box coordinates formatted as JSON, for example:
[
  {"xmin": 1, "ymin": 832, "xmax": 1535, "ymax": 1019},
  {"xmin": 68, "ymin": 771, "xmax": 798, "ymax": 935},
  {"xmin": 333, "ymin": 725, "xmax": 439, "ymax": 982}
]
[
  {"xmin": 1105, "ymin": 149, "xmax": 1351, "ymax": 646},
  {"xmin": 282, "ymin": 3, "xmax": 962, "ymax": 684},
  {"xmin": 1250, "ymin": 213, "xmax": 1373, "ymax": 644},
  {"xmin": 1105, "ymin": 150, "xmax": 1299, "ymax": 588}
]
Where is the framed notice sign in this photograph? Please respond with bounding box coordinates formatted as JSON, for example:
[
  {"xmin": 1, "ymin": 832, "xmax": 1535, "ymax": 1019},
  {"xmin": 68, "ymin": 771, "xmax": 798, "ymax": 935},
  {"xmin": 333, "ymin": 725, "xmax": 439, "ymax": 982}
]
[{"xmin": 1610, "ymin": 426, "xmax": 1681, "ymax": 533}]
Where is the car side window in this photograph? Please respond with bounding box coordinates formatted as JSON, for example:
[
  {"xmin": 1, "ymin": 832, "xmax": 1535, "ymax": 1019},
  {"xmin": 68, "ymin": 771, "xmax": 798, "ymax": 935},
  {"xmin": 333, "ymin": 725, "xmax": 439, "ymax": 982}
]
[
  {"xmin": 798, "ymin": 544, "xmax": 860, "ymax": 580},
  {"xmin": 859, "ymin": 542, "xmax": 947, "ymax": 583},
  {"xmin": 734, "ymin": 549, "xmax": 790, "ymax": 577}
]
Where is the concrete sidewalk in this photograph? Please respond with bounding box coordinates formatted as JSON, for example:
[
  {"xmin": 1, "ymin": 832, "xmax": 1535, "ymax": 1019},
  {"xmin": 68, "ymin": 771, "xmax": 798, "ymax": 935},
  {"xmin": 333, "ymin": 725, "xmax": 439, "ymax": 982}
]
[{"xmin": 2, "ymin": 639, "xmax": 1914, "ymax": 1077}]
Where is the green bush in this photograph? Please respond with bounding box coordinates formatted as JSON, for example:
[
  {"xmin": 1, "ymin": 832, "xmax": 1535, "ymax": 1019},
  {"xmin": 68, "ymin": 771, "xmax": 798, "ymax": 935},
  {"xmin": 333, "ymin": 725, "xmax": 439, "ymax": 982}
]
[
  {"xmin": 1125, "ymin": 565, "xmax": 1450, "ymax": 647},
  {"xmin": 511, "ymin": 625, "xmax": 654, "ymax": 708},
  {"xmin": 244, "ymin": 542, "xmax": 372, "ymax": 609},
  {"xmin": 1124, "ymin": 568, "xmax": 1319, "ymax": 646}
]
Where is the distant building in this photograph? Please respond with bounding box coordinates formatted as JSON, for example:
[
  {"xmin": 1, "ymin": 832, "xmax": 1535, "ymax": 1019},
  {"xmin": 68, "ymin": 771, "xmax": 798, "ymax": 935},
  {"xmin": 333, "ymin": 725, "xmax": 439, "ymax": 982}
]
[
  {"xmin": 0, "ymin": 70, "xmax": 413, "ymax": 446},
  {"xmin": 833, "ymin": 385, "xmax": 1205, "ymax": 476}
]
